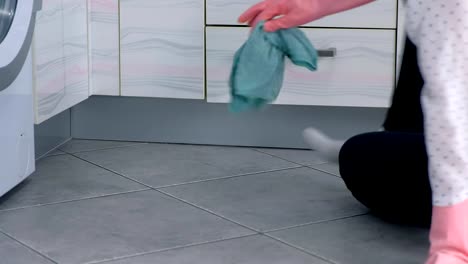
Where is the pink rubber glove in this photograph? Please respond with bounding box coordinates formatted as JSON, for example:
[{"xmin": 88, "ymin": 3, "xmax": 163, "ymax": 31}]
[
  {"xmin": 426, "ymin": 199, "xmax": 468, "ymax": 264},
  {"xmin": 238, "ymin": 0, "xmax": 375, "ymax": 32}
]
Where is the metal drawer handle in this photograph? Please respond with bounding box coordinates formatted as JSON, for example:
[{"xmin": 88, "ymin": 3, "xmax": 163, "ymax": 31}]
[{"xmin": 317, "ymin": 48, "xmax": 337, "ymax": 58}]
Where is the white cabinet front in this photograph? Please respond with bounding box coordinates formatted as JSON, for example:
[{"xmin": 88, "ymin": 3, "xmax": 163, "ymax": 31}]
[
  {"xmin": 88, "ymin": 0, "xmax": 120, "ymax": 96},
  {"xmin": 33, "ymin": 0, "xmax": 89, "ymax": 124},
  {"xmin": 206, "ymin": 0, "xmax": 397, "ymax": 29},
  {"xmin": 206, "ymin": 27, "xmax": 396, "ymax": 107},
  {"xmin": 120, "ymin": 0, "xmax": 204, "ymax": 99}
]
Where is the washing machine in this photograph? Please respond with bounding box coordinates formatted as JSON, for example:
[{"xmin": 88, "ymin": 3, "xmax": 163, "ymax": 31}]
[{"xmin": 0, "ymin": 0, "xmax": 42, "ymax": 197}]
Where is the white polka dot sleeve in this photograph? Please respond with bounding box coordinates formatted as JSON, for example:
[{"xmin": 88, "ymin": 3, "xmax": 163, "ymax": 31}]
[{"xmin": 405, "ymin": 0, "xmax": 468, "ymax": 206}]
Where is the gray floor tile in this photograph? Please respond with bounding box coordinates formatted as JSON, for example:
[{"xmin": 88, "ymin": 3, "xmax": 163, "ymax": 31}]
[
  {"xmin": 0, "ymin": 191, "xmax": 252, "ymax": 264},
  {"xmin": 0, "ymin": 155, "xmax": 146, "ymax": 210},
  {"xmin": 254, "ymin": 148, "xmax": 325, "ymax": 165},
  {"xmin": 162, "ymin": 167, "xmax": 366, "ymax": 231},
  {"xmin": 59, "ymin": 139, "xmax": 144, "ymax": 153},
  {"xmin": 104, "ymin": 235, "xmax": 328, "ymax": 264},
  {"xmin": 75, "ymin": 144, "xmax": 299, "ymax": 188},
  {"xmin": 309, "ymin": 163, "xmax": 340, "ymax": 177},
  {"xmin": 0, "ymin": 233, "xmax": 54, "ymax": 264},
  {"xmin": 45, "ymin": 149, "xmax": 66, "ymax": 157},
  {"xmin": 270, "ymin": 215, "xmax": 429, "ymax": 264}
]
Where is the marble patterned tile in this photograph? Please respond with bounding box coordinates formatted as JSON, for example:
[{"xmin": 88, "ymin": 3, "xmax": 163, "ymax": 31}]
[
  {"xmin": 88, "ymin": 0, "xmax": 120, "ymax": 96},
  {"xmin": 120, "ymin": 0, "xmax": 204, "ymax": 99}
]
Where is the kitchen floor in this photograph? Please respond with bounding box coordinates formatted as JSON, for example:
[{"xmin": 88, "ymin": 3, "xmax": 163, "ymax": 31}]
[{"xmin": 0, "ymin": 139, "xmax": 429, "ymax": 264}]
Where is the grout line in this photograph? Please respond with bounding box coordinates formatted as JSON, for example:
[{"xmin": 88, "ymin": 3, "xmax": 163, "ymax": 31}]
[
  {"xmin": 252, "ymin": 148, "xmax": 327, "ymax": 167},
  {"xmin": 66, "ymin": 154, "xmax": 163, "ymax": 188},
  {"xmin": 66, "ymin": 151, "xmax": 359, "ymax": 235},
  {"xmin": 263, "ymin": 233, "xmax": 338, "ymax": 264},
  {"xmin": 305, "ymin": 165, "xmax": 341, "ymax": 178},
  {"xmin": 262, "ymin": 213, "xmax": 369, "ymax": 233},
  {"xmin": 35, "ymin": 145, "xmax": 356, "ymax": 264},
  {"xmin": 0, "ymin": 229, "xmax": 59, "ymax": 264},
  {"xmin": 58, "ymin": 157, "xmax": 267, "ymax": 252},
  {"xmin": 250, "ymin": 148, "xmax": 342, "ymax": 179},
  {"xmin": 64, "ymin": 152, "xmax": 295, "ymax": 234},
  {"xmin": 59, "ymin": 142, "xmax": 148, "ymax": 155},
  {"xmin": 84, "ymin": 233, "xmax": 259, "ymax": 264},
  {"xmin": 44, "ymin": 151, "xmax": 67, "ymax": 157},
  {"xmin": 64, "ymin": 152, "xmax": 363, "ymax": 239},
  {"xmin": 36, "ymin": 137, "xmax": 73, "ymax": 161},
  {"xmin": 156, "ymin": 189, "xmax": 260, "ymax": 233},
  {"xmin": 68, "ymin": 150, "xmax": 304, "ymax": 190},
  {"xmin": 0, "ymin": 189, "xmax": 151, "ymax": 213},
  {"xmin": 154, "ymin": 166, "xmax": 303, "ymax": 189}
]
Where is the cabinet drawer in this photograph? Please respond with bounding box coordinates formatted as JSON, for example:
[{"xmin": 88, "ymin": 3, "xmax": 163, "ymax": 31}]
[
  {"xmin": 206, "ymin": 27, "xmax": 395, "ymax": 107},
  {"xmin": 206, "ymin": 0, "xmax": 397, "ymax": 29}
]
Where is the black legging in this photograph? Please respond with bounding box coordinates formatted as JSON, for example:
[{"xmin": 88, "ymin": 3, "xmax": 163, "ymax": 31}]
[{"xmin": 339, "ymin": 37, "xmax": 432, "ymax": 227}]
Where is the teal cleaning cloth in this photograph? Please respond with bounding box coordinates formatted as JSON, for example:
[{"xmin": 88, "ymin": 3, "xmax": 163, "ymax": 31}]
[{"xmin": 229, "ymin": 21, "xmax": 318, "ymax": 112}]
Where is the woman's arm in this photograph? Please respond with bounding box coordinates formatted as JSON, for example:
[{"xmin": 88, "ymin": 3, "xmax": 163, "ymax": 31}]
[{"xmin": 405, "ymin": 1, "xmax": 468, "ymax": 262}]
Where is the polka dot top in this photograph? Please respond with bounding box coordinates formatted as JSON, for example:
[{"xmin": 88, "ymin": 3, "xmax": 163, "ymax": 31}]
[{"xmin": 405, "ymin": 0, "xmax": 468, "ymax": 206}]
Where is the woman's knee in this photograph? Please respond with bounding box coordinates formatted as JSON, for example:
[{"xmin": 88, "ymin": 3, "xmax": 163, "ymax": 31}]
[{"xmin": 338, "ymin": 132, "xmax": 381, "ymax": 176}]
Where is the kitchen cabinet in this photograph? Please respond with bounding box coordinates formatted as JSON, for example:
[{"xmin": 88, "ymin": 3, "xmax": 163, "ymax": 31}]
[
  {"xmin": 88, "ymin": 0, "xmax": 120, "ymax": 96},
  {"xmin": 206, "ymin": 27, "xmax": 395, "ymax": 107},
  {"xmin": 33, "ymin": 0, "xmax": 89, "ymax": 124},
  {"xmin": 119, "ymin": 0, "xmax": 204, "ymax": 99},
  {"xmin": 206, "ymin": 0, "xmax": 397, "ymax": 29},
  {"xmin": 205, "ymin": 0, "xmax": 399, "ymax": 107},
  {"xmin": 33, "ymin": 0, "xmax": 402, "ymax": 122}
]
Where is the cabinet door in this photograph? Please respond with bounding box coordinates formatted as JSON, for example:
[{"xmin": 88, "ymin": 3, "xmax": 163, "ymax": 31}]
[
  {"xmin": 120, "ymin": 0, "xmax": 204, "ymax": 99},
  {"xmin": 62, "ymin": 0, "xmax": 89, "ymax": 102},
  {"xmin": 206, "ymin": 27, "xmax": 395, "ymax": 107},
  {"xmin": 207, "ymin": 0, "xmax": 397, "ymax": 29},
  {"xmin": 33, "ymin": 0, "xmax": 89, "ymax": 124},
  {"xmin": 88, "ymin": 0, "xmax": 120, "ymax": 96},
  {"xmin": 33, "ymin": 0, "xmax": 65, "ymax": 124}
]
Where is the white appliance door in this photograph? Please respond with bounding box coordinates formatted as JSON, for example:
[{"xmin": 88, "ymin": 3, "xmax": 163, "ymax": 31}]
[
  {"xmin": 0, "ymin": 0, "xmax": 17, "ymax": 44},
  {"xmin": 0, "ymin": 0, "xmax": 35, "ymax": 92},
  {"xmin": 0, "ymin": 0, "xmax": 37, "ymax": 197}
]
